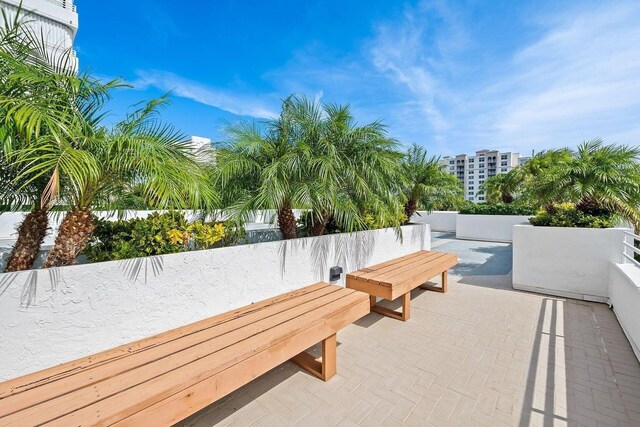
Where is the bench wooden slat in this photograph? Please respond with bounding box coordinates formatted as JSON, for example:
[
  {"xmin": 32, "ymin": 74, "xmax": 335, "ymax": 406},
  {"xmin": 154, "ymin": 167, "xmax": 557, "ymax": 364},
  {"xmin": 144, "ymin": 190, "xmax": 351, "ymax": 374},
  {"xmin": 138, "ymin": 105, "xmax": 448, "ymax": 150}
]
[
  {"xmin": 363, "ymin": 252, "xmax": 449, "ymax": 284},
  {"xmin": 0, "ymin": 284, "xmax": 343, "ymax": 415},
  {"xmin": 0, "ymin": 282, "xmax": 329, "ymax": 399},
  {"xmin": 346, "ymin": 251, "xmax": 427, "ymax": 277},
  {"xmin": 0, "ymin": 287, "xmax": 367, "ymax": 426},
  {"xmin": 377, "ymin": 253, "xmax": 453, "ymax": 286},
  {"xmin": 349, "ymin": 251, "xmax": 443, "ymax": 283}
]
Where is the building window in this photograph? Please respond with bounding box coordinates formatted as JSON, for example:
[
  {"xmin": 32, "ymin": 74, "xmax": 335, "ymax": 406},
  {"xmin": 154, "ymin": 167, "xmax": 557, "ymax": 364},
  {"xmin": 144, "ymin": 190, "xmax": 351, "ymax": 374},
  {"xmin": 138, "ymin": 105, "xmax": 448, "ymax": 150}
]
[
  {"xmin": 479, "ymin": 163, "xmax": 485, "ymax": 168},
  {"xmin": 450, "ymin": 160, "xmax": 454, "ymax": 164},
  {"xmin": 468, "ymin": 181, "xmax": 474, "ymax": 185},
  {"xmin": 501, "ymin": 161, "xmax": 507, "ymax": 166},
  {"xmin": 468, "ymin": 171, "xmax": 474, "ymax": 175},
  {"xmin": 468, "ymin": 191, "xmax": 474, "ymax": 195},
  {"xmin": 501, "ymin": 167, "xmax": 507, "ymax": 172},
  {"xmin": 479, "ymin": 175, "xmax": 484, "ymax": 179},
  {"xmin": 478, "ymin": 196, "xmax": 485, "ymax": 200},
  {"xmin": 469, "ymin": 158, "xmax": 474, "ymax": 163},
  {"xmin": 501, "ymin": 154, "xmax": 507, "ymax": 160}
]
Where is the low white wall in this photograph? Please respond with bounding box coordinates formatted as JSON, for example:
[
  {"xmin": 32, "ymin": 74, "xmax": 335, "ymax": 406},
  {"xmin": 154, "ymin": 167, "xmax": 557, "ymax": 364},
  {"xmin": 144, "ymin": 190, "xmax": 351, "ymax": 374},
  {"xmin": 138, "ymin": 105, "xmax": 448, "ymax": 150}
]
[
  {"xmin": 0, "ymin": 224, "xmax": 430, "ymax": 380},
  {"xmin": 411, "ymin": 211, "xmax": 457, "ymax": 232},
  {"xmin": 609, "ymin": 263, "xmax": 640, "ymax": 361},
  {"xmin": 513, "ymin": 225, "xmax": 629, "ymax": 301},
  {"xmin": 456, "ymin": 215, "xmax": 530, "ymax": 242}
]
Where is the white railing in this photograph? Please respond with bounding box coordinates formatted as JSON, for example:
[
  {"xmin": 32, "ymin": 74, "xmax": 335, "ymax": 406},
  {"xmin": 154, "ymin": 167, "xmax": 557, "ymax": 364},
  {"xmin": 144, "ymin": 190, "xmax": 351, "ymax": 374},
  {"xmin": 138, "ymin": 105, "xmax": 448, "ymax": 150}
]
[
  {"xmin": 45, "ymin": 0, "xmax": 76, "ymax": 12},
  {"xmin": 623, "ymin": 231, "xmax": 640, "ymax": 268}
]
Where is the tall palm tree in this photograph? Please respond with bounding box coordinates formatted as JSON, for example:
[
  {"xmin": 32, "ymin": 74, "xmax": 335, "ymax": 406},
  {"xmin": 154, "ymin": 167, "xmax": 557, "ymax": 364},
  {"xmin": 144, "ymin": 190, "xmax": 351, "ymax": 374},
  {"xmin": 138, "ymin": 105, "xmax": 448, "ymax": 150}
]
[
  {"xmin": 401, "ymin": 144, "xmax": 463, "ymax": 220},
  {"xmin": 216, "ymin": 96, "xmax": 305, "ymax": 239},
  {"xmin": 14, "ymin": 97, "xmax": 218, "ymax": 267},
  {"xmin": 533, "ymin": 139, "xmax": 640, "ymax": 228},
  {"xmin": 479, "ymin": 173, "xmax": 519, "ymax": 204},
  {"xmin": 291, "ymin": 98, "xmax": 403, "ymax": 236},
  {"xmin": 0, "ymin": 9, "xmax": 118, "ymax": 271}
]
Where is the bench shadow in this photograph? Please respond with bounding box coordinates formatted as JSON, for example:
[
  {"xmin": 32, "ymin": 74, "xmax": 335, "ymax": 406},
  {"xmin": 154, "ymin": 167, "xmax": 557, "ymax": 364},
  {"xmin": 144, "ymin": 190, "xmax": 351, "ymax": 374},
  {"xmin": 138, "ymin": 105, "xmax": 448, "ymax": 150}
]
[{"xmin": 353, "ymin": 287, "xmax": 431, "ymax": 328}]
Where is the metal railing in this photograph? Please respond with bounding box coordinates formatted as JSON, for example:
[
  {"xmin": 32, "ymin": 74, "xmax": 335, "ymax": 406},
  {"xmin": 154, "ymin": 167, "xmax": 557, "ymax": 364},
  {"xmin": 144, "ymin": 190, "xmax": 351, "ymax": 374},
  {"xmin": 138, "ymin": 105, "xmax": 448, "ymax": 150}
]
[
  {"xmin": 45, "ymin": 0, "xmax": 76, "ymax": 12},
  {"xmin": 623, "ymin": 231, "xmax": 640, "ymax": 268}
]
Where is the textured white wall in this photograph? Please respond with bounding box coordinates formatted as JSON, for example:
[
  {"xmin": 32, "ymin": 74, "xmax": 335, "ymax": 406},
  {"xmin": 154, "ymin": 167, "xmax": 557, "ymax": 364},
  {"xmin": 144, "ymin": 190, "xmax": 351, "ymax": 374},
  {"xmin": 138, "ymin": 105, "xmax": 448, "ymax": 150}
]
[
  {"xmin": 456, "ymin": 215, "xmax": 530, "ymax": 242},
  {"xmin": 609, "ymin": 263, "xmax": 640, "ymax": 361},
  {"xmin": 411, "ymin": 211, "xmax": 457, "ymax": 232},
  {"xmin": 513, "ymin": 225, "xmax": 628, "ymax": 301},
  {"xmin": 0, "ymin": 224, "xmax": 430, "ymax": 380}
]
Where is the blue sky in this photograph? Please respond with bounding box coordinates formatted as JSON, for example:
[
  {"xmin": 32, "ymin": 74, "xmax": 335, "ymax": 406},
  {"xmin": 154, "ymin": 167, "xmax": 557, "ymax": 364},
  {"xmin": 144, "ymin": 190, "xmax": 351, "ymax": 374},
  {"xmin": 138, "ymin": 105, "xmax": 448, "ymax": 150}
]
[{"xmin": 74, "ymin": 0, "xmax": 640, "ymax": 156}]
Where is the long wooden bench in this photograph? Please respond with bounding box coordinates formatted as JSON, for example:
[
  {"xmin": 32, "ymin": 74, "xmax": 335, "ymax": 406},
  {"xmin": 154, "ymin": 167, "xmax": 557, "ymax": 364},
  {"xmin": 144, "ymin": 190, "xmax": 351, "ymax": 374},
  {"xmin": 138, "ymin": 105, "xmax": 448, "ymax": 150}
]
[
  {"xmin": 346, "ymin": 250, "xmax": 457, "ymax": 321},
  {"xmin": 0, "ymin": 283, "xmax": 369, "ymax": 426}
]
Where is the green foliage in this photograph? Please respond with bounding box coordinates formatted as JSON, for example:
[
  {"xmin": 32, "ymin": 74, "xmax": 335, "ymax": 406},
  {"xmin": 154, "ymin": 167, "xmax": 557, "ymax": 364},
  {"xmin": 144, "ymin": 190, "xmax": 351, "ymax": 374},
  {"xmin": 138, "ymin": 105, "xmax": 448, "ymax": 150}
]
[
  {"xmin": 83, "ymin": 212, "xmax": 237, "ymax": 262},
  {"xmin": 458, "ymin": 204, "xmax": 535, "ymax": 216},
  {"xmin": 529, "ymin": 203, "xmax": 615, "ymax": 228},
  {"xmin": 400, "ymin": 144, "xmax": 464, "ymax": 216}
]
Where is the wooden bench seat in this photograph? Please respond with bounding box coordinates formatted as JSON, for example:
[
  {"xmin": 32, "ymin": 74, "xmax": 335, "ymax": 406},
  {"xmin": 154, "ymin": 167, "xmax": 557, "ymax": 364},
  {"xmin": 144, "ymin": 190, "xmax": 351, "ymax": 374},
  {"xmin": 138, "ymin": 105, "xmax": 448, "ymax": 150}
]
[
  {"xmin": 0, "ymin": 283, "xmax": 369, "ymax": 427},
  {"xmin": 346, "ymin": 250, "xmax": 457, "ymax": 321}
]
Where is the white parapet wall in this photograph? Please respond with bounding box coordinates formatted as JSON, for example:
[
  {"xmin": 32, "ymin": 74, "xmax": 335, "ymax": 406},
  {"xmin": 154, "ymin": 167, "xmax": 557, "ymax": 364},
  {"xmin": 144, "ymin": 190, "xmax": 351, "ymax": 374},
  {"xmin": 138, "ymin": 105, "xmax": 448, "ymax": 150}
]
[
  {"xmin": 609, "ymin": 263, "xmax": 640, "ymax": 361},
  {"xmin": 0, "ymin": 223, "xmax": 430, "ymax": 380},
  {"xmin": 456, "ymin": 215, "xmax": 530, "ymax": 242},
  {"xmin": 513, "ymin": 225, "xmax": 629, "ymax": 302},
  {"xmin": 410, "ymin": 211, "xmax": 457, "ymax": 232}
]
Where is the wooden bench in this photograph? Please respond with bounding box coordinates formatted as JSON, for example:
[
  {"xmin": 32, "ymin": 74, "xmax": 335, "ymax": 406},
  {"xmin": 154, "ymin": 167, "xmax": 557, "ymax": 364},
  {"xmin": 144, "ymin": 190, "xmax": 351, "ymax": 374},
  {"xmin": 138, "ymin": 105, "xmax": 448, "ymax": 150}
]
[
  {"xmin": 346, "ymin": 250, "xmax": 457, "ymax": 321},
  {"xmin": 0, "ymin": 283, "xmax": 369, "ymax": 426}
]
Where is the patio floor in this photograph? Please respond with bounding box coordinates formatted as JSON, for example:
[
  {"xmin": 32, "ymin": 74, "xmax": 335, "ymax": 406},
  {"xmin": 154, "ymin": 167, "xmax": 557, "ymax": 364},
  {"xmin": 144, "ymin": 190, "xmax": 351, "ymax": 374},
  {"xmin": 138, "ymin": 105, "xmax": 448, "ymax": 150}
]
[{"xmin": 178, "ymin": 232, "xmax": 640, "ymax": 426}]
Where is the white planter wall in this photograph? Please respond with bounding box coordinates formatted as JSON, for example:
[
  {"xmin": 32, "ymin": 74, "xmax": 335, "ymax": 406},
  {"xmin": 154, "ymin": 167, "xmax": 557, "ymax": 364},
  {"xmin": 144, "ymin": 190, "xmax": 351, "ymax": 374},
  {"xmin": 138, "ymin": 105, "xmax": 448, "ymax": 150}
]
[
  {"xmin": 456, "ymin": 215, "xmax": 530, "ymax": 242},
  {"xmin": 609, "ymin": 263, "xmax": 640, "ymax": 360},
  {"xmin": 0, "ymin": 224, "xmax": 430, "ymax": 380},
  {"xmin": 411, "ymin": 211, "xmax": 457, "ymax": 232},
  {"xmin": 512, "ymin": 225, "xmax": 629, "ymax": 302}
]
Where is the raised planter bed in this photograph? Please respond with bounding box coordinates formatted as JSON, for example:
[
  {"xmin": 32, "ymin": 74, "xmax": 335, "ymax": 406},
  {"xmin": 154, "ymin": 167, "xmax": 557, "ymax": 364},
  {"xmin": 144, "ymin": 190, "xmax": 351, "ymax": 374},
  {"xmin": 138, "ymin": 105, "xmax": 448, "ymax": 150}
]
[
  {"xmin": 456, "ymin": 214, "xmax": 530, "ymax": 242},
  {"xmin": 0, "ymin": 223, "xmax": 430, "ymax": 380},
  {"xmin": 512, "ymin": 224, "xmax": 629, "ymax": 301},
  {"xmin": 410, "ymin": 211, "xmax": 457, "ymax": 232}
]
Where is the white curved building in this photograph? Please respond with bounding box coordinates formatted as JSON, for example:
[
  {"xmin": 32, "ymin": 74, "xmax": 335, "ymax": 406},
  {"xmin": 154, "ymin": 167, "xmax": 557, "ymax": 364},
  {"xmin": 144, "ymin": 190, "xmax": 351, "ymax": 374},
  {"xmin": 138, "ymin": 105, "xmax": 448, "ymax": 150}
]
[{"xmin": 0, "ymin": 0, "xmax": 78, "ymax": 70}]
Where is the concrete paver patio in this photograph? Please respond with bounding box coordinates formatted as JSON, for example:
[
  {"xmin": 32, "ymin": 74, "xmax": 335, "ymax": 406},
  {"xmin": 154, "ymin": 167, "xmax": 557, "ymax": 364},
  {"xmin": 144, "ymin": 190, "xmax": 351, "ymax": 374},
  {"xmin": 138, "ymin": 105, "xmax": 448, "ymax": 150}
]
[{"xmin": 178, "ymin": 233, "xmax": 640, "ymax": 426}]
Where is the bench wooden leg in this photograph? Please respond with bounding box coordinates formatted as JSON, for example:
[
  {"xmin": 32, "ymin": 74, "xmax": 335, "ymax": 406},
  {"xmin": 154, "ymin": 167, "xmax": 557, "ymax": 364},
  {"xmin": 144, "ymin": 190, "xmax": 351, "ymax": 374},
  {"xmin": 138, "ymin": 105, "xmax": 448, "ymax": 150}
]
[
  {"xmin": 420, "ymin": 270, "xmax": 448, "ymax": 293},
  {"xmin": 291, "ymin": 333, "xmax": 337, "ymax": 381},
  {"xmin": 369, "ymin": 292, "xmax": 411, "ymax": 321}
]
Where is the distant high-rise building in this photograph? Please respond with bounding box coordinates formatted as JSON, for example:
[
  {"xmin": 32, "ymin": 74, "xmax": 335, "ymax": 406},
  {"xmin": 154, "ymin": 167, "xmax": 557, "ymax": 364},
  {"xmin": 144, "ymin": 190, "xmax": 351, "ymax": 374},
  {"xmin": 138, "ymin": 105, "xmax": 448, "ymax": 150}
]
[
  {"xmin": 0, "ymin": 0, "xmax": 79, "ymax": 70},
  {"xmin": 441, "ymin": 149, "xmax": 529, "ymax": 203}
]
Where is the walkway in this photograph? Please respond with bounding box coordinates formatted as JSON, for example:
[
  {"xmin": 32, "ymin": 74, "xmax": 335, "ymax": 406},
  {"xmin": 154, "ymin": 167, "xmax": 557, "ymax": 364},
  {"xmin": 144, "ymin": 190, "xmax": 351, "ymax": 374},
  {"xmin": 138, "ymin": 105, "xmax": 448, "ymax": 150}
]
[{"xmin": 178, "ymin": 233, "xmax": 640, "ymax": 426}]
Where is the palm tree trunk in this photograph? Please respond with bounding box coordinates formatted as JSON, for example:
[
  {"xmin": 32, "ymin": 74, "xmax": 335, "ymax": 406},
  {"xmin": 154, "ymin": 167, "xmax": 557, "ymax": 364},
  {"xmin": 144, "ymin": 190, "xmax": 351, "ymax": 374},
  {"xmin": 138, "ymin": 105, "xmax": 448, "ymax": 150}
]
[
  {"xmin": 404, "ymin": 198, "xmax": 418, "ymax": 223},
  {"xmin": 43, "ymin": 207, "xmax": 95, "ymax": 268},
  {"xmin": 309, "ymin": 210, "xmax": 330, "ymax": 236},
  {"xmin": 5, "ymin": 208, "xmax": 49, "ymax": 272},
  {"xmin": 277, "ymin": 203, "xmax": 298, "ymax": 240}
]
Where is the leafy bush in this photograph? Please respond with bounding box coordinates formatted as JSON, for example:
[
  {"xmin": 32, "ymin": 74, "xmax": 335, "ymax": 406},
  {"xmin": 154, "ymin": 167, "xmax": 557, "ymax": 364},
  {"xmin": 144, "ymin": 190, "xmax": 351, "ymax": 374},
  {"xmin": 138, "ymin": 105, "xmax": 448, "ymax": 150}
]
[
  {"xmin": 458, "ymin": 204, "xmax": 534, "ymax": 216},
  {"xmin": 529, "ymin": 203, "xmax": 615, "ymax": 228},
  {"xmin": 84, "ymin": 212, "xmax": 239, "ymax": 262},
  {"xmin": 297, "ymin": 209, "xmax": 407, "ymax": 236}
]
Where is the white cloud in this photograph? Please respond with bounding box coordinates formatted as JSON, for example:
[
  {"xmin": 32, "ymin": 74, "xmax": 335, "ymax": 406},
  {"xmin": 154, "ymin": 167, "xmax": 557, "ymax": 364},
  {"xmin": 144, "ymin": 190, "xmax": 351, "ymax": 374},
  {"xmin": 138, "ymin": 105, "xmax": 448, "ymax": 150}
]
[
  {"xmin": 475, "ymin": 1, "xmax": 640, "ymax": 152},
  {"xmin": 131, "ymin": 70, "xmax": 279, "ymax": 119}
]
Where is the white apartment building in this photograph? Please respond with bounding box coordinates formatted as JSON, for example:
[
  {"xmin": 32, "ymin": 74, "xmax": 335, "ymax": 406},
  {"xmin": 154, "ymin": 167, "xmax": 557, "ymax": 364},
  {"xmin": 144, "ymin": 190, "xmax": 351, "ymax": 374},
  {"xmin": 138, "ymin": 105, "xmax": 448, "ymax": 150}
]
[
  {"xmin": 0, "ymin": 0, "xmax": 78, "ymax": 70},
  {"xmin": 441, "ymin": 149, "xmax": 527, "ymax": 203}
]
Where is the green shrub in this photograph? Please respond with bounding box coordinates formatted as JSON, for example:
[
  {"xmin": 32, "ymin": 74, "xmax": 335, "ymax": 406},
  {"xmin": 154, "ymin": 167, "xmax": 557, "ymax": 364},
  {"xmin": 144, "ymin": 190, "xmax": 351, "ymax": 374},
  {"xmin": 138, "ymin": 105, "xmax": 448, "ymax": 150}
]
[
  {"xmin": 84, "ymin": 212, "xmax": 239, "ymax": 262},
  {"xmin": 458, "ymin": 204, "xmax": 534, "ymax": 216},
  {"xmin": 529, "ymin": 203, "xmax": 615, "ymax": 228}
]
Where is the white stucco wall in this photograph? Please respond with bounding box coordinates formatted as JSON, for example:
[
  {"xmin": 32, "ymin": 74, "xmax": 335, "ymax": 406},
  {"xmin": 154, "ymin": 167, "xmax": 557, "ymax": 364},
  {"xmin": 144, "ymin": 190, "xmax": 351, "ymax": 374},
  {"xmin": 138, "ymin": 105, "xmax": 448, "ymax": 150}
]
[
  {"xmin": 512, "ymin": 225, "xmax": 629, "ymax": 302},
  {"xmin": 609, "ymin": 263, "xmax": 640, "ymax": 361},
  {"xmin": 456, "ymin": 215, "xmax": 530, "ymax": 242},
  {"xmin": 0, "ymin": 223, "xmax": 430, "ymax": 380},
  {"xmin": 411, "ymin": 211, "xmax": 457, "ymax": 232}
]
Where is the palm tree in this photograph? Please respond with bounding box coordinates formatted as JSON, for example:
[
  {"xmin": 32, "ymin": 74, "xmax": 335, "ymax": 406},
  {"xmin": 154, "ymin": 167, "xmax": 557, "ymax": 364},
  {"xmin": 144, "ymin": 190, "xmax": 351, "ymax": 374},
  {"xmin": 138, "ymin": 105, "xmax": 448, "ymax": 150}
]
[
  {"xmin": 532, "ymin": 139, "xmax": 640, "ymax": 228},
  {"xmin": 479, "ymin": 173, "xmax": 519, "ymax": 204},
  {"xmin": 401, "ymin": 144, "xmax": 463, "ymax": 221},
  {"xmin": 291, "ymin": 98, "xmax": 403, "ymax": 236},
  {"xmin": 14, "ymin": 97, "xmax": 218, "ymax": 267},
  {"xmin": 216, "ymin": 97, "xmax": 305, "ymax": 239},
  {"xmin": 0, "ymin": 9, "xmax": 118, "ymax": 271}
]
